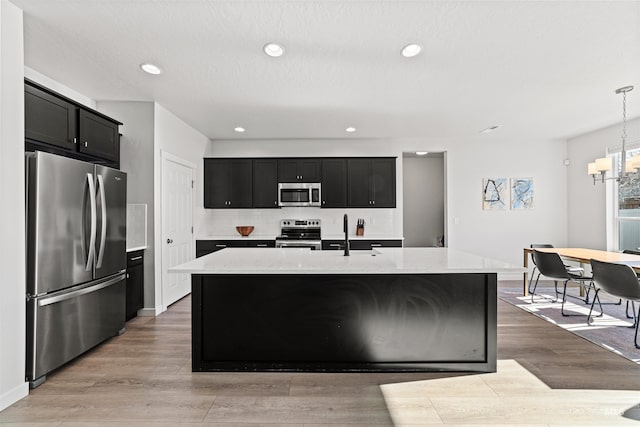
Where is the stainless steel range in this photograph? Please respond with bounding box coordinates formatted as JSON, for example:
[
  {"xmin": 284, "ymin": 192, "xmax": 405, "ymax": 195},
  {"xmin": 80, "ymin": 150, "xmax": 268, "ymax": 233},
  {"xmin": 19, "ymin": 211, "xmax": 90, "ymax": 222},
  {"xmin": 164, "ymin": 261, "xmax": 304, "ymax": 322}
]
[{"xmin": 275, "ymin": 219, "xmax": 321, "ymax": 250}]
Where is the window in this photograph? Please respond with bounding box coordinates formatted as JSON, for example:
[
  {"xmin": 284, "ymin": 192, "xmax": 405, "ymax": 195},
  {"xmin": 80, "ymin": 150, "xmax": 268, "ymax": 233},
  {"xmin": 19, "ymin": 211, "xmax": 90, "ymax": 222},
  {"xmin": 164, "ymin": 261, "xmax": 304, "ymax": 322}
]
[{"xmin": 614, "ymin": 148, "xmax": 640, "ymax": 251}]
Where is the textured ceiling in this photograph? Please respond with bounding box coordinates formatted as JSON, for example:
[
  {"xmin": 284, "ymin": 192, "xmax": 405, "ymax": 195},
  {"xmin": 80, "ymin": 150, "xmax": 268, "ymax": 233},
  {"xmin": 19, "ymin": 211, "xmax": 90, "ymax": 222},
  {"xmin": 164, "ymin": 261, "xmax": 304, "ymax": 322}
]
[{"xmin": 10, "ymin": 0, "xmax": 640, "ymax": 141}]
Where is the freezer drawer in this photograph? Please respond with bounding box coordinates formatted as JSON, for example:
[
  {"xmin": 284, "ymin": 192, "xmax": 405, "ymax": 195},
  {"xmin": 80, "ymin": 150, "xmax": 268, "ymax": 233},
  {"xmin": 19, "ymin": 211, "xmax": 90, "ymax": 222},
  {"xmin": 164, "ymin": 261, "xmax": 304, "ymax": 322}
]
[{"xmin": 26, "ymin": 273, "xmax": 126, "ymax": 386}]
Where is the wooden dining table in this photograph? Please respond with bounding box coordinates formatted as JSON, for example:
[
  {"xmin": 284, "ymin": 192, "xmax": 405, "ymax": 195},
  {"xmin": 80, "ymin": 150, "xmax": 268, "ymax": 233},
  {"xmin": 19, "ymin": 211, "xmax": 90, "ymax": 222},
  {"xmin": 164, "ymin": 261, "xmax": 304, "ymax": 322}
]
[{"xmin": 522, "ymin": 247, "xmax": 640, "ymax": 296}]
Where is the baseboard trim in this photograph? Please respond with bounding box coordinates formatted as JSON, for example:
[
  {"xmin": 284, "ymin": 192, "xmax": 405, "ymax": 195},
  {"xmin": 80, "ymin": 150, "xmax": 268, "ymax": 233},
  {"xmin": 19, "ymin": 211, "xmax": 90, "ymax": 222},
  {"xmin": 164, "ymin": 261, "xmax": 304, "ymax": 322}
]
[
  {"xmin": 498, "ymin": 272, "xmax": 524, "ymax": 281},
  {"xmin": 137, "ymin": 308, "xmax": 157, "ymax": 317},
  {"xmin": 0, "ymin": 382, "xmax": 28, "ymax": 412}
]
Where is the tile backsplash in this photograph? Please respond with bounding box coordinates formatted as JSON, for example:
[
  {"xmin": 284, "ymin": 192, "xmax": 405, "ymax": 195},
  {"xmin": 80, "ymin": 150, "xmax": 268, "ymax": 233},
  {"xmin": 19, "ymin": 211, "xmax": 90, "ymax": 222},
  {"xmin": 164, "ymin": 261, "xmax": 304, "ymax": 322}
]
[
  {"xmin": 199, "ymin": 208, "xmax": 400, "ymax": 238},
  {"xmin": 126, "ymin": 203, "xmax": 147, "ymax": 249}
]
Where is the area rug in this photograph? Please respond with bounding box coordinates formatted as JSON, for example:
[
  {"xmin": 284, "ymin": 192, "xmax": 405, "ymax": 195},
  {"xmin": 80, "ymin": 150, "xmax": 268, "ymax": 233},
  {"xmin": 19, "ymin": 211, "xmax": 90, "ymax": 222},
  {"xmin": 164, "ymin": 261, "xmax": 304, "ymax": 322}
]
[{"xmin": 498, "ymin": 285, "xmax": 640, "ymax": 364}]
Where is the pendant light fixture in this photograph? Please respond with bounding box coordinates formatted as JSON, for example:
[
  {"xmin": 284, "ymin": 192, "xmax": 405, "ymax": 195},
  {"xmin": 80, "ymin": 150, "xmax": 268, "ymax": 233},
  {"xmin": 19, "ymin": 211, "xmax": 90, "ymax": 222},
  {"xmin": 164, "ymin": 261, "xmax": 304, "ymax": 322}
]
[{"xmin": 588, "ymin": 86, "xmax": 636, "ymax": 185}]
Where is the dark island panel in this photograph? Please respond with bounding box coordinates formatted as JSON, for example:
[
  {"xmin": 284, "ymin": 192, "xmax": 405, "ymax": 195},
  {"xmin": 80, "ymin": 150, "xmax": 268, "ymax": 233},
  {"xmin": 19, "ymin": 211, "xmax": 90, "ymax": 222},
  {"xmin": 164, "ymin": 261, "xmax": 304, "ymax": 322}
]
[{"xmin": 192, "ymin": 273, "xmax": 496, "ymax": 372}]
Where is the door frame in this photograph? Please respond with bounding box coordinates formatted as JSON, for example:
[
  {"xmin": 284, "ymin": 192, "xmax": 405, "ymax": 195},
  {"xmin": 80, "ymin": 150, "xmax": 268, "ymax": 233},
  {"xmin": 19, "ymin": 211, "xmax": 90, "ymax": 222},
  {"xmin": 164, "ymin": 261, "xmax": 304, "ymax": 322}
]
[{"xmin": 159, "ymin": 150, "xmax": 195, "ymax": 312}]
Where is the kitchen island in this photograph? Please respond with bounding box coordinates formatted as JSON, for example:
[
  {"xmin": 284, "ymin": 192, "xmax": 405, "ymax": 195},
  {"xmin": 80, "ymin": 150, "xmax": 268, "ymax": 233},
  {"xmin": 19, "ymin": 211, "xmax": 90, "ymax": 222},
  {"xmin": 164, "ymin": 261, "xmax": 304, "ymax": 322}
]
[{"xmin": 171, "ymin": 247, "xmax": 523, "ymax": 373}]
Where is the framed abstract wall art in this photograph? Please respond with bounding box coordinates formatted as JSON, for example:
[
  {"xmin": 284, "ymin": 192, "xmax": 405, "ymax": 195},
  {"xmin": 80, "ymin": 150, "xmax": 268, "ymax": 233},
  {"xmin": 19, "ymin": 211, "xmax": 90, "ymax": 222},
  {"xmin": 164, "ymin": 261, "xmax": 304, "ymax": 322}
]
[
  {"xmin": 482, "ymin": 178, "xmax": 508, "ymax": 210},
  {"xmin": 510, "ymin": 177, "xmax": 534, "ymax": 209}
]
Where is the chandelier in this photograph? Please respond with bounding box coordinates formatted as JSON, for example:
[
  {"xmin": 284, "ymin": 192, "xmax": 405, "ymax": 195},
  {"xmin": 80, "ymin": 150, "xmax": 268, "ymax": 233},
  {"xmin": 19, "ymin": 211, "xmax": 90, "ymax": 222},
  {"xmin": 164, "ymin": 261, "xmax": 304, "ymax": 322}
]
[{"xmin": 588, "ymin": 85, "xmax": 635, "ymax": 185}]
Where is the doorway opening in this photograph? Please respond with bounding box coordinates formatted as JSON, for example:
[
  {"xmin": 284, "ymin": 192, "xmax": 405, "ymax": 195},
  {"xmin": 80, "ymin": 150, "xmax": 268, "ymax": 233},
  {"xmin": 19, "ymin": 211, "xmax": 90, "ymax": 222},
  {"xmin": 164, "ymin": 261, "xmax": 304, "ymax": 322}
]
[{"xmin": 402, "ymin": 152, "xmax": 446, "ymax": 247}]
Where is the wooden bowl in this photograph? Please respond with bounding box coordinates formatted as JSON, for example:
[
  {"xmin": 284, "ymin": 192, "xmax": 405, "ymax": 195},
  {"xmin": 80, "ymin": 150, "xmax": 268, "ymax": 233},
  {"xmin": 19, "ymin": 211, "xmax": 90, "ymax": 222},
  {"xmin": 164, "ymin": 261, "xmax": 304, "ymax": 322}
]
[{"xmin": 235, "ymin": 226, "xmax": 255, "ymax": 237}]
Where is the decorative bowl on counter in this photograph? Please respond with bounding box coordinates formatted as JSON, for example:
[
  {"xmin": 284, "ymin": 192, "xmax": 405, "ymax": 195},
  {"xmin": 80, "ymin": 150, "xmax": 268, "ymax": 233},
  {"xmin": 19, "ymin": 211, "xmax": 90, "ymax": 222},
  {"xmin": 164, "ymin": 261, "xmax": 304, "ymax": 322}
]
[{"xmin": 235, "ymin": 226, "xmax": 255, "ymax": 237}]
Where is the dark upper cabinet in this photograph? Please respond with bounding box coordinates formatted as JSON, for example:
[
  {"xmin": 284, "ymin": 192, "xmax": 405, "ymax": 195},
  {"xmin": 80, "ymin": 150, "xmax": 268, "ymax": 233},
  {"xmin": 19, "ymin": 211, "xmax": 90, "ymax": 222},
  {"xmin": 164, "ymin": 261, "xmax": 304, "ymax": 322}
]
[
  {"xmin": 277, "ymin": 158, "xmax": 321, "ymax": 182},
  {"xmin": 370, "ymin": 158, "xmax": 396, "ymax": 207},
  {"xmin": 78, "ymin": 110, "xmax": 119, "ymax": 162},
  {"xmin": 230, "ymin": 160, "xmax": 253, "ymax": 207},
  {"xmin": 25, "ymin": 84, "xmax": 77, "ymax": 151},
  {"xmin": 204, "ymin": 158, "xmax": 252, "ymax": 208},
  {"xmin": 24, "ymin": 80, "xmax": 121, "ymax": 166},
  {"xmin": 321, "ymin": 159, "xmax": 347, "ymax": 208},
  {"xmin": 252, "ymin": 159, "xmax": 279, "ymax": 208},
  {"xmin": 347, "ymin": 159, "xmax": 371, "ymax": 207},
  {"xmin": 204, "ymin": 159, "xmax": 229, "ymax": 208},
  {"xmin": 347, "ymin": 158, "xmax": 396, "ymax": 208}
]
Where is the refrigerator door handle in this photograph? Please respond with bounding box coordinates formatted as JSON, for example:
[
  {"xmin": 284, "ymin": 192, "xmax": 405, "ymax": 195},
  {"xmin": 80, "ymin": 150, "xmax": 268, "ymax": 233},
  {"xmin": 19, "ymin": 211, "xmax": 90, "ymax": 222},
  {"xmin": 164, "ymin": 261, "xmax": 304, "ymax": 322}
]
[
  {"xmin": 38, "ymin": 274, "xmax": 125, "ymax": 307},
  {"xmin": 96, "ymin": 174, "xmax": 107, "ymax": 268},
  {"xmin": 85, "ymin": 173, "xmax": 97, "ymax": 272}
]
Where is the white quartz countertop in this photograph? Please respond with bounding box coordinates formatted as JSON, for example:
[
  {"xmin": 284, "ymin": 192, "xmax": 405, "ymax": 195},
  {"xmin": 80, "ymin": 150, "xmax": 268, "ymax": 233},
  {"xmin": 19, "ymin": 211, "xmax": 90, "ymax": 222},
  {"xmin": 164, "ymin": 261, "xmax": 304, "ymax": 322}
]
[{"xmin": 170, "ymin": 247, "xmax": 524, "ymax": 275}]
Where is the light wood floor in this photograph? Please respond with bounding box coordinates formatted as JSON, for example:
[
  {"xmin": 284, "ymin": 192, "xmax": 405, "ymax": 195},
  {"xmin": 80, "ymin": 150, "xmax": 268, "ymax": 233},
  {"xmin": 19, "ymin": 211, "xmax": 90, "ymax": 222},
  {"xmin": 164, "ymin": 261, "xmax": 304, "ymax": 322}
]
[{"xmin": 2, "ymin": 282, "xmax": 640, "ymax": 426}]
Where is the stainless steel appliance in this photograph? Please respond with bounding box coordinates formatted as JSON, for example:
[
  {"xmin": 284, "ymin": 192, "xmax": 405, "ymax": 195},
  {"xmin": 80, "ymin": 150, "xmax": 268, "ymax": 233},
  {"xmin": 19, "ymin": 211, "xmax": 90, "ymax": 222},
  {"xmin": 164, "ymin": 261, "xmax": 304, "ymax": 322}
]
[
  {"xmin": 25, "ymin": 151, "xmax": 127, "ymax": 388},
  {"xmin": 278, "ymin": 182, "xmax": 321, "ymax": 207},
  {"xmin": 275, "ymin": 219, "xmax": 322, "ymax": 250}
]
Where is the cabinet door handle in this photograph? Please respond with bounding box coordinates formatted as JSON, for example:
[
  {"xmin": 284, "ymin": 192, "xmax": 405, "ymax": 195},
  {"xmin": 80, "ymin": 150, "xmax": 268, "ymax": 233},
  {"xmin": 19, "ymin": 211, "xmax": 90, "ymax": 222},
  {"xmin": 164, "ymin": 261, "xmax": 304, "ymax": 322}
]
[
  {"xmin": 215, "ymin": 244, "xmax": 227, "ymax": 248},
  {"xmin": 84, "ymin": 141, "xmax": 88, "ymax": 147},
  {"xmin": 73, "ymin": 137, "xmax": 77, "ymax": 144},
  {"xmin": 257, "ymin": 244, "xmax": 268, "ymax": 247},
  {"xmin": 166, "ymin": 238, "xmax": 173, "ymax": 244},
  {"xmin": 372, "ymin": 200, "xmax": 375, "ymax": 205},
  {"xmin": 130, "ymin": 256, "xmax": 142, "ymax": 261},
  {"xmin": 370, "ymin": 243, "xmax": 382, "ymax": 247},
  {"xmin": 126, "ymin": 273, "xmax": 130, "ymax": 279},
  {"xmin": 329, "ymin": 243, "xmax": 341, "ymax": 247}
]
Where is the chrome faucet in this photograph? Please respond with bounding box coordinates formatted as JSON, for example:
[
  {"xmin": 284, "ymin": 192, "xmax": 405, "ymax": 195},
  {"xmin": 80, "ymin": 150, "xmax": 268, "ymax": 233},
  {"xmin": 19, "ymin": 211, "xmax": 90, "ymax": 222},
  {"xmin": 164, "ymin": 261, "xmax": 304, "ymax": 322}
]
[{"xmin": 343, "ymin": 214, "xmax": 350, "ymax": 256}]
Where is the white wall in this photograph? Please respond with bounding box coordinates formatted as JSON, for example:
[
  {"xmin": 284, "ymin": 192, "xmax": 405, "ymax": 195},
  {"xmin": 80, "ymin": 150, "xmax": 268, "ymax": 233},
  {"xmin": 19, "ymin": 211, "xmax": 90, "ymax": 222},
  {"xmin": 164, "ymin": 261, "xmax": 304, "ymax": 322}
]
[
  {"xmin": 445, "ymin": 137, "xmax": 569, "ymax": 269},
  {"xmin": 96, "ymin": 101, "xmax": 156, "ymax": 315},
  {"xmin": 0, "ymin": 0, "xmax": 28, "ymax": 411},
  {"xmin": 209, "ymin": 136, "xmax": 568, "ymax": 271},
  {"xmin": 567, "ymin": 117, "xmax": 640, "ymax": 250},
  {"xmin": 154, "ymin": 103, "xmax": 209, "ymax": 312},
  {"xmin": 24, "ymin": 66, "xmax": 96, "ymax": 109},
  {"xmin": 403, "ymin": 156, "xmax": 444, "ymax": 247}
]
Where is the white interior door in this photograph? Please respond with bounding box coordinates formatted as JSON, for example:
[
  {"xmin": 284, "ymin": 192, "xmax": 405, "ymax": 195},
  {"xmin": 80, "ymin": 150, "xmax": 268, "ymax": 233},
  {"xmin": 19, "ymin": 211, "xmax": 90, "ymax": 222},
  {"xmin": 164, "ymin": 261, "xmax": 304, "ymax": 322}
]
[{"xmin": 161, "ymin": 152, "xmax": 194, "ymax": 308}]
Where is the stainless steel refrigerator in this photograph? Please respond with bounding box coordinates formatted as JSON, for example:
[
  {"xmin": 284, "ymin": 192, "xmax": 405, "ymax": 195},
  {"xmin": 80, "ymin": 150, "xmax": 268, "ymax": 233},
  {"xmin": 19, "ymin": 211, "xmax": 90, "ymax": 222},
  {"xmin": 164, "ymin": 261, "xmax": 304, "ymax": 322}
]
[{"xmin": 25, "ymin": 151, "xmax": 127, "ymax": 387}]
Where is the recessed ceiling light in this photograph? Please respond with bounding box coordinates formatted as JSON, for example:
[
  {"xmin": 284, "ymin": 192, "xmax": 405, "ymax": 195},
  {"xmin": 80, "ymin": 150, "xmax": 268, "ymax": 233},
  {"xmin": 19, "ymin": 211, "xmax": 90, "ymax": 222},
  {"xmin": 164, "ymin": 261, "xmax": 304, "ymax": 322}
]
[
  {"xmin": 234, "ymin": 127, "xmax": 245, "ymax": 133},
  {"xmin": 263, "ymin": 43, "xmax": 285, "ymax": 57},
  {"xmin": 140, "ymin": 63, "xmax": 162, "ymax": 75},
  {"xmin": 345, "ymin": 127, "xmax": 357, "ymax": 133},
  {"xmin": 480, "ymin": 125, "xmax": 501, "ymax": 133},
  {"xmin": 401, "ymin": 43, "xmax": 422, "ymax": 58},
  {"xmin": 416, "ymin": 151, "xmax": 428, "ymax": 156}
]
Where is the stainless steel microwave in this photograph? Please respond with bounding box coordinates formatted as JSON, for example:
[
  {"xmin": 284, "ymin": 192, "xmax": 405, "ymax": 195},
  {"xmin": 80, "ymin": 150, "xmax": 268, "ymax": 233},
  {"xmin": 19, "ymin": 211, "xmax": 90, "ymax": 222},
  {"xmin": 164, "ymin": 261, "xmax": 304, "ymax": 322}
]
[{"xmin": 278, "ymin": 182, "xmax": 321, "ymax": 207}]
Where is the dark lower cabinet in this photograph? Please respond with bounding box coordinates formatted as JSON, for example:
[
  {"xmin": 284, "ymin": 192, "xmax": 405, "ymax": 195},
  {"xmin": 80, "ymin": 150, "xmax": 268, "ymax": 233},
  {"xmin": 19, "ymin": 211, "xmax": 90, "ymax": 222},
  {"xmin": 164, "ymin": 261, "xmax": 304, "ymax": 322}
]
[
  {"xmin": 196, "ymin": 240, "xmax": 275, "ymax": 258},
  {"xmin": 322, "ymin": 239, "xmax": 403, "ymax": 251},
  {"xmin": 126, "ymin": 250, "xmax": 144, "ymax": 321}
]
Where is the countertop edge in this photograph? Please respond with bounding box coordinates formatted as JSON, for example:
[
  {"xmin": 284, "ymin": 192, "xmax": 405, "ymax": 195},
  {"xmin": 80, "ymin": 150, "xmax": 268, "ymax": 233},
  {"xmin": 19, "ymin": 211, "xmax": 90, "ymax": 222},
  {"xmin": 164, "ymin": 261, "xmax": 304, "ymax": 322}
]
[{"xmin": 196, "ymin": 235, "xmax": 405, "ymax": 241}]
